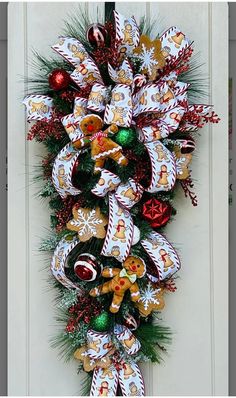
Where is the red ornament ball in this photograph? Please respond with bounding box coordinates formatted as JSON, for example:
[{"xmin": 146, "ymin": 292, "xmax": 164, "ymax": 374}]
[
  {"xmin": 48, "ymin": 69, "xmax": 71, "ymax": 91},
  {"xmin": 74, "ymin": 253, "xmax": 103, "ymax": 282},
  {"xmin": 142, "ymin": 198, "xmax": 172, "ymax": 228},
  {"xmin": 86, "ymin": 23, "xmax": 107, "ymax": 47}
]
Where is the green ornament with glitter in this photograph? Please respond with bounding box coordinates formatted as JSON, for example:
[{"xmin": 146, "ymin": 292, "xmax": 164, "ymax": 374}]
[
  {"xmin": 89, "ymin": 311, "xmax": 113, "ymax": 332},
  {"xmin": 115, "ymin": 128, "xmax": 136, "ymax": 147}
]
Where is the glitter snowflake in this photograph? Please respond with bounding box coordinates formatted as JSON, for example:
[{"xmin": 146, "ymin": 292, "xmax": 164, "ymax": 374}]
[
  {"xmin": 139, "ymin": 44, "xmax": 158, "ymax": 76},
  {"xmin": 133, "ymin": 35, "xmax": 166, "ymax": 80},
  {"xmin": 136, "ymin": 282, "xmax": 165, "ymax": 316},
  {"xmin": 67, "ymin": 206, "xmax": 108, "ymax": 242}
]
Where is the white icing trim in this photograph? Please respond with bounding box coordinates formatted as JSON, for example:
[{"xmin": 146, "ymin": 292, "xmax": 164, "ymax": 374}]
[{"xmin": 92, "ymin": 146, "xmax": 121, "ymax": 160}]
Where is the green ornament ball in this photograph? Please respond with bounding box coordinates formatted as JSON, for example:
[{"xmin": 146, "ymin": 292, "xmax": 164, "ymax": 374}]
[
  {"xmin": 90, "ymin": 311, "xmax": 112, "ymax": 332},
  {"xmin": 115, "ymin": 128, "xmax": 136, "ymax": 147}
]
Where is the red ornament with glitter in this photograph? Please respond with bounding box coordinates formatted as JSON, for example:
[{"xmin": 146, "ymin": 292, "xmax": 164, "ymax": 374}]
[
  {"xmin": 142, "ymin": 198, "xmax": 172, "ymax": 228},
  {"xmin": 74, "ymin": 253, "xmax": 103, "ymax": 281},
  {"xmin": 48, "ymin": 69, "xmax": 71, "ymax": 91}
]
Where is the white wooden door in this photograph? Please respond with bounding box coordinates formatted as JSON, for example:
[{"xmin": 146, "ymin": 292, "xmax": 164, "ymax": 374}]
[{"xmin": 8, "ymin": 2, "xmax": 228, "ymax": 396}]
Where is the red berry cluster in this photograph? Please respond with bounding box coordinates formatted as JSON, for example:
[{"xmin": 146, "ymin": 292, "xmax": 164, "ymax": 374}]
[
  {"xmin": 27, "ymin": 113, "xmax": 64, "ymax": 142},
  {"xmin": 65, "ymin": 296, "xmax": 102, "ymax": 333}
]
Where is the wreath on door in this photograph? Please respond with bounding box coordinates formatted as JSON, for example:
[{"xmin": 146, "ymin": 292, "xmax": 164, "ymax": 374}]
[{"xmin": 23, "ymin": 9, "xmax": 219, "ymax": 396}]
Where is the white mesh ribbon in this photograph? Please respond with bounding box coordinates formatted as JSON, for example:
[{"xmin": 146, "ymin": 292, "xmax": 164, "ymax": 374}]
[
  {"xmin": 23, "ymin": 95, "xmax": 53, "ymax": 121},
  {"xmin": 141, "ymin": 231, "xmax": 181, "ymax": 281}
]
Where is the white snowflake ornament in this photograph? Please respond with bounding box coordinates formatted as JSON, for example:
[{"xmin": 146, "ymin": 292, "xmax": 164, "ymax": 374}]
[
  {"xmin": 133, "ymin": 35, "xmax": 166, "ymax": 81},
  {"xmin": 67, "ymin": 206, "xmax": 108, "ymax": 242},
  {"xmin": 136, "ymin": 282, "xmax": 165, "ymax": 316}
]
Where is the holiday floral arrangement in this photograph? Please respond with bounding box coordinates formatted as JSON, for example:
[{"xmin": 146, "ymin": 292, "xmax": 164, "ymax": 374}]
[{"xmin": 23, "ymin": 10, "xmax": 219, "ymax": 397}]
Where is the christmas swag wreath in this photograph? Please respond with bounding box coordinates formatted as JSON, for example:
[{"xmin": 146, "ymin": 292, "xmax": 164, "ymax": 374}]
[{"xmin": 23, "ymin": 10, "xmax": 220, "ymax": 397}]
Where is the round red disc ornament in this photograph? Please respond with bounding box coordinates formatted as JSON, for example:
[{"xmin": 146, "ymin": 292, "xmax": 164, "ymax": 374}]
[{"xmin": 142, "ymin": 198, "xmax": 172, "ymax": 228}]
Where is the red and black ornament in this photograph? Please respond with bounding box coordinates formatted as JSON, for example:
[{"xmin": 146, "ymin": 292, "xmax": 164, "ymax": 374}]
[
  {"xmin": 179, "ymin": 137, "xmax": 196, "ymax": 154},
  {"xmin": 142, "ymin": 198, "xmax": 172, "ymax": 228},
  {"xmin": 74, "ymin": 253, "xmax": 103, "ymax": 281},
  {"xmin": 48, "ymin": 69, "xmax": 71, "ymax": 91},
  {"xmin": 86, "ymin": 23, "xmax": 107, "ymax": 47}
]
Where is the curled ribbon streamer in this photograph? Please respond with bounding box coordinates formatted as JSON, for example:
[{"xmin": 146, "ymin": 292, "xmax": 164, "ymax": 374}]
[
  {"xmin": 101, "ymin": 194, "xmax": 134, "ymax": 262},
  {"xmin": 23, "ymin": 94, "xmax": 53, "ymax": 121},
  {"xmin": 160, "ymin": 26, "xmax": 192, "ymax": 61},
  {"xmin": 87, "ymin": 83, "xmax": 109, "ymax": 112},
  {"xmin": 104, "ymin": 84, "xmax": 133, "ymax": 127},
  {"xmin": 52, "ymin": 142, "xmax": 82, "ymax": 198},
  {"xmin": 144, "ymin": 140, "xmax": 176, "ymax": 193},
  {"xmin": 52, "ymin": 36, "xmax": 103, "ymax": 88},
  {"xmin": 114, "ymin": 324, "xmax": 141, "ymax": 355},
  {"xmin": 141, "ymin": 231, "xmax": 181, "ymax": 281},
  {"xmin": 50, "ymin": 236, "xmax": 84, "ymax": 292},
  {"xmin": 114, "ymin": 11, "xmax": 140, "ymax": 55},
  {"xmin": 81, "ymin": 325, "xmax": 144, "ymax": 397}
]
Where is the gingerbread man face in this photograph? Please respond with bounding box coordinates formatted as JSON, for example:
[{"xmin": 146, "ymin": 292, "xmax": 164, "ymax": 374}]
[
  {"xmin": 161, "ymin": 165, "xmax": 167, "ymax": 172},
  {"xmin": 79, "ymin": 115, "xmax": 103, "ymax": 136},
  {"xmin": 123, "ymin": 256, "xmax": 146, "ymax": 278}
]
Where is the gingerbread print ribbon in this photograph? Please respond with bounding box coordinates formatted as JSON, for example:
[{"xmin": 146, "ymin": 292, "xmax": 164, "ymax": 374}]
[{"xmin": 74, "ymin": 325, "xmax": 144, "ymax": 397}]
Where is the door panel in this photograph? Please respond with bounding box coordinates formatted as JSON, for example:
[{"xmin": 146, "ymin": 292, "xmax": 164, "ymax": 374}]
[{"xmin": 8, "ymin": 2, "xmax": 228, "ymax": 395}]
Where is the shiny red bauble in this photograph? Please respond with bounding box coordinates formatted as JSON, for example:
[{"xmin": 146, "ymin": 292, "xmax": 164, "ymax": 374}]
[
  {"xmin": 142, "ymin": 198, "xmax": 172, "ymax": 228},
  {"xmin": 48, "ymin": 69, "xmax": 71, "ymax": 91},
  {"xmin": 86, "ymin": 23, "xmax": 107, "ymax": 47},
  {"xmin": 74, "ymin": 253, "xmax": 103, "ymax": 282}
]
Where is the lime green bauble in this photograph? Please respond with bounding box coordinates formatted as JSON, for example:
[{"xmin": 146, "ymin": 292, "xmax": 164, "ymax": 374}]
[
  {"xmin": 115, "ymin": 128, "xmax": 136, "ymax": 147},
  {"xmin": 90, "ymin": 311, "xmax": 112, "ymax": 332}
]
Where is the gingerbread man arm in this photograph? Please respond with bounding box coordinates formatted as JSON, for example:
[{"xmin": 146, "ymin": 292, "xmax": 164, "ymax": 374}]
[
  {"xmin": 102, "ymin": 267, "xmax": 121, "ymax": 278},
  {"xmin": 72, "ymin": 137, "xmax": 90, "ymax": 150},
  {"xmin": 107, "ymin": 124, "xmax": 119, "ymax": 134},
  {"xmin": 129, "ymin": 282, "xmax": 141, "ymax": 302}
]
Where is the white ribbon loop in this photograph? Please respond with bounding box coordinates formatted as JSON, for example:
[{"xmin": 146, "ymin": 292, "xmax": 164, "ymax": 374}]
[
  {"xmin": 101, "ymin": 194, "xmax": 134, "ymax": 262},
  {"xmin": 52, "ymin": 37, "xmax": 89, "ymax": 67},
  {"xmin": 50, "ymin": 236, "xmax": 83, "ymax": 291},
  {"xmin": 52, "ymin": 143, "xmax": 82, "ymax": 198},
  {"xmin": 87, "ymin": 83, "xmax": 109, "ymax": 112},
  {"xmin": 23, "ymin": 95, "xmax": 53, "ymax": 121},
  {"xmin": 52, "ymin": 36, "xmax": 103, "ymax": 88},
  {"xmin": 108, "ymin": 59, "xmax": 133, "ymax": 86},
  {"xmin": 87, "ymin": 330, "xmax": 112, "ymax": 359},
  {"xmin": 91, "ymin": 170, "xmax": 121, "ymax": 197},
  {"xmin": 160, "ymin": 26, "xmax": 191, "ymax": 61},
  {"xmin": 90, "ymin": 366, "xmax": 119, "ymax": 396},
  {"xmin": 118, "ymin": 361, "xmax": 145, "ymax": 396},
  {"xmin": 114, "ymin": 11, "xmax": 140, "ymax": 55},
  {"xmin": 138, "ymin": 122, "xmax": 170, "ymax": 142},
  {"xmin": 114, "ymin": 324, "xmax": 141, "ymax": 355},
  {"xmin": 114, "ymin": 179, "xmax": 144, "ymax": 209},
  {"xmin": 104, "ymin": 84, "xmax": 133, "ymax": 127},
  {"xmin": 141, "ymin": 231, "xmax": 181, "ymax": 281},
  {"xmin": 144, "ymin": 140, "xmax": 176, "ymax": 193}
]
